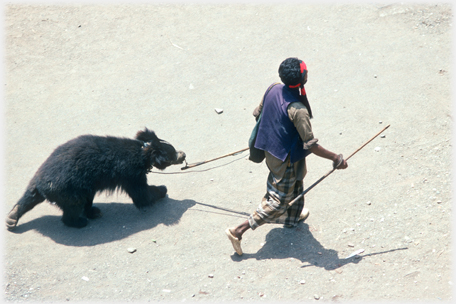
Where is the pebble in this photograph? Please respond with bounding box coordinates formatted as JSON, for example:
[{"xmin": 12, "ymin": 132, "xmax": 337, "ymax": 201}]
[
  {"xmin": 208, "ymin": 274, "xmax": 214, "ymax": 278},
  {"xmin": 127, "ymin": 248, "xmax": 137, "ymax": 253},
  {"xmin": 374, "ymin": 147, "xmax": 381, "ymax": 152},
  {"xmin": 300, "ymin": 280, "xmax": 306, "ymax": 285},
  {"xmin": 314, "ymin": 294, "xmax": 320, "ymax": 300},
  {"xmin": 214, "ymin": 108, "xmax": 223, "ymax": 114},
  {"xmin": 81, "ymin": 276, "xmax": 89, "ymax": 281},
  {"xmin": 380, "ymin": 135, "xmax": 386, "ymax": 138},
  {"xmin": 366, "ymin": 201, "xmax": 371, "ymax": 205}
]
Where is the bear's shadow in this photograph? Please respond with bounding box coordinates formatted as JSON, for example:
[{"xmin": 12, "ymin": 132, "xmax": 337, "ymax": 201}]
[{"xmin": 9, "ymin": 197, "xmax": 196, "ymax": 247}]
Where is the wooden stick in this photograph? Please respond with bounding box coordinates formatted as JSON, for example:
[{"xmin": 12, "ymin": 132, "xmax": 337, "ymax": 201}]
[
  {"xmin": 181, "ymin": 147, "xmax": 249, "ymax": 170},
  {"xmin": 288, "ymin": 124, "xmax": 390, "ymax": 206}
]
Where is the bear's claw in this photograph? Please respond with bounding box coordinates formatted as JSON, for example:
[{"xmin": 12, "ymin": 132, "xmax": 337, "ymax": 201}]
[{"xmin": 5, "ymin": 205, "xmax": 19, "ymax": 230}]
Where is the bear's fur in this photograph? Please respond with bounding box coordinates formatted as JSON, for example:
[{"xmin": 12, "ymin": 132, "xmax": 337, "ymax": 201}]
[{"xmin": 6, "ymin": 128, "xmax": 186, "ymax": 229}]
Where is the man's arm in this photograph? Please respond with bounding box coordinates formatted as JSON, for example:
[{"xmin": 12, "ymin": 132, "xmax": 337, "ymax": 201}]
[
  {"xmin": 288, "ymin": 102, "xmax": 348, "ymax": 170},
  {"xmin": 309, "ymin": 144, "xmax": 348, "ymax": 169}
]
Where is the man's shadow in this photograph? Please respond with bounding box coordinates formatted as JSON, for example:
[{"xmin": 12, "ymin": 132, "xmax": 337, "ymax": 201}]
[
  {"xmin": 232, "ymin": 224, "xmax": 407, "ymax": 270},
  {"xmin": 8, "ymin": 197, "xmax": 196, "ymax": 247}
]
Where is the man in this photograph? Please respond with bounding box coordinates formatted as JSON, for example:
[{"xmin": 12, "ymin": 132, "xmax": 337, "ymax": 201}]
[{"xmin": 226, "ymin": 57, "xmax": 348, "ymax": 256}]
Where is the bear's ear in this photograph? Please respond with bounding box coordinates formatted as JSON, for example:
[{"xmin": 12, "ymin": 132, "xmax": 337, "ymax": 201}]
[{"xmin": 135, "ymin": 128, "xmax": 159, "ymax": 143}]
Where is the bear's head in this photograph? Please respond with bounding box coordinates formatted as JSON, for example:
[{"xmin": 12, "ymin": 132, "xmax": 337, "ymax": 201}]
[{"xmin": 136, "ymin": 128, "xmax": 186, "ymax": 171}]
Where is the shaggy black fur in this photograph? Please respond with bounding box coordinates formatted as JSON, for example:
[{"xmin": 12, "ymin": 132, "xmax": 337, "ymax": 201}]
[{"xmin": 6, "ymin": 128, "xmax": 186, "ymax": 229}]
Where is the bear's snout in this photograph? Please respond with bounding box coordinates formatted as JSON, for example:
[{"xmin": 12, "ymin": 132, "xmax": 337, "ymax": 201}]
[{"xmin": 172, "ymin": 151, "xmax": 186, "ymax": 164}]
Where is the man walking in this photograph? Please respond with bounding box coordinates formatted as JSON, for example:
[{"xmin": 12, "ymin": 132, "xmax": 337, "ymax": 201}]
[{"xmin": 226, "ymin": 57, "xmax": 348, "ymax": 256}]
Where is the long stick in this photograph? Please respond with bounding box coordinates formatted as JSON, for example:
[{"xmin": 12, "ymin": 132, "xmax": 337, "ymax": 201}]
[
  {"xmin": 181, "ymin": 147, "xmax": 249, "ymax": 170},
  {"xmin": 288, "ymin": 124, "xmax": 390, "ymax": 206}
]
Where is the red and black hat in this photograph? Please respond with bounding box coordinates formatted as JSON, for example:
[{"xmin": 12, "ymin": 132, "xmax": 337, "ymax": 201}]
[{"xmin": 288, "ymin": 60, "xmax": 307, "ymax": 96}]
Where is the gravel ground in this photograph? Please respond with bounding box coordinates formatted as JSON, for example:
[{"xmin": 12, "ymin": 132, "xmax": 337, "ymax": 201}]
[{"xmin": 3, "ymin": 3, "xmax": 452, "ymax": 303}]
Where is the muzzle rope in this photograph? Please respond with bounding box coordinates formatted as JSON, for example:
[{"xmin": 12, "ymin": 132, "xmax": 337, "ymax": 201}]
[{"xmin": 149, "ymin": 153, "xmax": 248, "ymax": 174}]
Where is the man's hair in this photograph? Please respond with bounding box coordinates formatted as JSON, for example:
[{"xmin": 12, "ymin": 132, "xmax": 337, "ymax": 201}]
[{"xmin": 278, "ymin": 57, "xmax": 301, "ymax": 86}]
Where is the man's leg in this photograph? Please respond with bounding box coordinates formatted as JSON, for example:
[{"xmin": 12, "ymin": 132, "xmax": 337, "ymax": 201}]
[
  {"xmin": 226, "ymin": 191, "xmax": 287, "ymax": 256},
  {"xmin": 226, "ymin": 220, "xmax": 249, "ymax": 255},
  {"xmin": 230, "ymin": 220, "xmax": 250, "ymax": 240},
  {"xmin": 283, "ymin": 180, "xmax": 307, "ymax": 228}
]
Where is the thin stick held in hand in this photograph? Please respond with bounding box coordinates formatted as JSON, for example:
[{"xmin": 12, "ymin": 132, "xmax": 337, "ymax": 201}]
[{"xmin": 288, "ymin": 124, "xmax": 390, "ymax": 206}]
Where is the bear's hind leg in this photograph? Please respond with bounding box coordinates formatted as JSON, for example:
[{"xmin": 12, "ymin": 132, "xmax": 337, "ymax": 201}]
[
  {"xmin": 6, "ymin": 188, "xmax": 45, "ymax": 230},
  {"xmin": 61, "ymin": 204, "xmax": 88, "ymax": 228}
]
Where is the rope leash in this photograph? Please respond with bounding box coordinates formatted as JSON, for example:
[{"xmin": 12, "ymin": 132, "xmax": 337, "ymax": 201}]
[
  {"xmin": 149, "ymin": 153, "xmax": 248, "ymax": 175},
  {"xmin": 151, "ymin": 125, "xmax": 390, "ymax": 178}
]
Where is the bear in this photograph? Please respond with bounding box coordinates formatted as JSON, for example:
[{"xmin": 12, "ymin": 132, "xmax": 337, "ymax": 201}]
[{"xmin": 5, "ymin": 128, "xmax": 186, "ymax": 229}]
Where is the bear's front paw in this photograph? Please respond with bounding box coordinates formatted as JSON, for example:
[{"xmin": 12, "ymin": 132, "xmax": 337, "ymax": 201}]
[
  {"xmin": 157, "ymin": 185, "xmax": 167, "ymax": 199},
  {"xmin": 148, "ymin": 185, "xmax": 167, "ymax": 200},
  {"xmin": 86, "ymin": 206, "xmax": 102, "ymax": 219},
  {"xmin": 62, "ymin": 216, "xmax": 89, "ymax": 228}
]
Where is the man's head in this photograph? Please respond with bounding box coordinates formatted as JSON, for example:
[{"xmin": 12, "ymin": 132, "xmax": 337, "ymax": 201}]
[
  {"xmin": 278, "ymin": 57, "xmax": 308, "ymax": 87},
  {"xmin": 278, "ymin": 57, "xmax": 313, "ymax": 118}
]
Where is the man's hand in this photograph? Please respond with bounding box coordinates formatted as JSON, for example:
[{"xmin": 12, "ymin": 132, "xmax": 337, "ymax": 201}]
[{"xmin": 333, "ymin": 154, "xmax": 348, "ymax": 170}]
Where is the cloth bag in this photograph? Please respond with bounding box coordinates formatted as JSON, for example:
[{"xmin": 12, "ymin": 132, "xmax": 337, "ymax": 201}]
[
  {"xmin": 248, "ymin": 83, "xmax": 280, "ymax": 163},
  {"xmin": 248, "ymin": 112, "xmax": 265, "ymax": 163}
]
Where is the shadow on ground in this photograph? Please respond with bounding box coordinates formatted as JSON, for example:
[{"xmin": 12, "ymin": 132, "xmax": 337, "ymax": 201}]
[
  {"xmin": 231, "ymin": 224, "xmax": 408, "ymax": 270},
  {"xmin": 7, "ymin": 197, "xmax": 196, "ymax": 246}
]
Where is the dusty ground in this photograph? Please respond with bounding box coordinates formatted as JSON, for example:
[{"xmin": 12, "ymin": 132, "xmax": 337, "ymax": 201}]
[{"xmin": 3, "ymin": 3, "xmax": 453, "ymax": 303}]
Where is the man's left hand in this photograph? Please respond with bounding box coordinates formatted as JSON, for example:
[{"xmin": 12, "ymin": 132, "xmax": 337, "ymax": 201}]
[{"xmin": 333, "ymin": 154, "xmax": 348, "ymax": 169}]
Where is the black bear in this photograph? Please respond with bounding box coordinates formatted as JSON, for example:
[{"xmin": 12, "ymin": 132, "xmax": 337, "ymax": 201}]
[{"xmin": 6, "ymin": 128, "xmax": 186, "ymax": 229}]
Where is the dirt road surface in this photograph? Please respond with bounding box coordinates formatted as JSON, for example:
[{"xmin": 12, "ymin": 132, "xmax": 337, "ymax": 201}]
[{"xmin": 3, "ymin": 3, "xmax": 452, "ymax": 303}]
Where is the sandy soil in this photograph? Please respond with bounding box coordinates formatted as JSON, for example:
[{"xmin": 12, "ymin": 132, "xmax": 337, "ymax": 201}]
[{"xmin": 3, "ymin": 3, "xmax": 452, "ymax": 303}]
